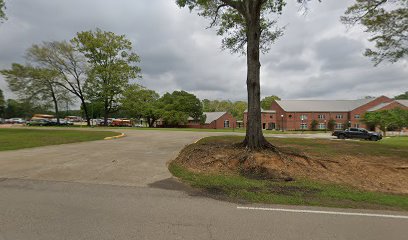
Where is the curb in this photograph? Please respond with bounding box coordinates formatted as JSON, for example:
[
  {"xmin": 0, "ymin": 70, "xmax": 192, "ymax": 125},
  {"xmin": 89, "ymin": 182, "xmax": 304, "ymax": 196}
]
[{"xmin": 104, "ymin": 133, "xmax": 126, "ymax": 140}]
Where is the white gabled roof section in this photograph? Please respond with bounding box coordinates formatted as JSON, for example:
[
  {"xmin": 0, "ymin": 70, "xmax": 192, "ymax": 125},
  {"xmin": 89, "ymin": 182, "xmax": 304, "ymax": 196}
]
[
  {"xmin": 397, "ymin": 100, "xmax": 408, "ymax": 107},
  {"xmin": 275, "ymin": 98, "xmax": 375, "ymax": 112},
  {"xmin": 203, "ymin": 112, "xmax": 227, "ymax": 124},
  {"xmin": 244, "ymin": 108, "xmax": 276, "ymax": 113}
]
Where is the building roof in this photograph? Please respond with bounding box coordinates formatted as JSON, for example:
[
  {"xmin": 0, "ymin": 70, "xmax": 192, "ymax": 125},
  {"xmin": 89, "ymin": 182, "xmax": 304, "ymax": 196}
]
[
  {"xmin": 367, "ymin": 100, "xmax": 408, "ymax": 112},
  {"xmin": 367, "ymin": 102, "xmax": 393, "ymax": 112},
  {"xmin": 203, "ymin": 112, "xmax": 227, "ymax": 124},
  {"xmin": 275, "ymin": 98, "xmax": 375, "ymax": 112},
  {"xmin": 244, "ymin": 108, "xmax": 276, "ymax": 113},
  {"xmin": 397, "ymin": 100, "xmax": 408, "ymax": 107},
  {"xmin": 188, "ymin": 112, "xmax": 227, "ymax": 124}
]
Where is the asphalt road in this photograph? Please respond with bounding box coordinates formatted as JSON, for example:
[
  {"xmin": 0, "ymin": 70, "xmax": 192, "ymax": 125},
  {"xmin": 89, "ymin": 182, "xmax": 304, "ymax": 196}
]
[{"xmin": 0, "ymin": 129, "xmax": 407, "ymax": 240}]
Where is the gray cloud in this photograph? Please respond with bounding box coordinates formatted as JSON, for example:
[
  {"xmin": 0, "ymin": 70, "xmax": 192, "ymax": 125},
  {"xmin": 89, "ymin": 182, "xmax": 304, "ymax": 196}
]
[{"xmin": 0, "ymin": 0, "xmax": 407, "ymax": 103}]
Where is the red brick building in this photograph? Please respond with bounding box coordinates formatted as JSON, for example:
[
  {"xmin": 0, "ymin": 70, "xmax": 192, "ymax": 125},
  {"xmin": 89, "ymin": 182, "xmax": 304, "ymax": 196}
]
[
  {"xmin": 243, "ymin": 109, "xmax": 276, "ymax": 129},
  {"xmin": 244, "ymin": 96, "xmax": 408, "ymax": 131},
  {"xmin": 187, "ymin": 112, "xmax": 237, "ymax": 129}
]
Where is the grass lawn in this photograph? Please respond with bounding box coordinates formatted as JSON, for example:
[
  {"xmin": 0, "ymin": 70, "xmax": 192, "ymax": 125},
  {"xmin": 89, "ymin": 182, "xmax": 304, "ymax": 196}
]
[
  {"xmin": 0, "ymin": 128, "xmax": 119, "ymax": 151},
  {"xmin": 170, "ymin": 136, "xmax": 408, "ymax": 211}
]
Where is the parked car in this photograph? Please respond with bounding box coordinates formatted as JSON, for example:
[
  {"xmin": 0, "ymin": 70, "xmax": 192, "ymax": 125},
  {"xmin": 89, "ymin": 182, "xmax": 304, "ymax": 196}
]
[
  {"xmin": 5, "ymin": 118, "xmax": 26, "ymax": 124},
  {"xmin": 332, "ymin": 128, "xmax": 382, "ymax": 141},
  {"xmin": 64, "ymin": 116, "xmax": 83, "ymax": 122},
  {"xmin": 27, "ymin": 119, "xmax": 52, "ymax": 126},
  {"xmin": 50, "ymin": 119, "xmax": 74, "ymax": 126}
]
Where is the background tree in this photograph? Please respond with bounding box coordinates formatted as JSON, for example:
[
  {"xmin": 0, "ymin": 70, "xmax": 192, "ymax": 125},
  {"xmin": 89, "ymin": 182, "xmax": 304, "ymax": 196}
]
[
  {"xmin": 72, "ymin": 29, "xmax": 141, "ymax": 126},
  {"xmin": 0, "ymin": 88, "xmax": 5, "ymax": 117},
  {"xmin": 390, "ymin": 108, "xmax": 408, "ymax": 130},
  {"xmin": 202, "ymin": 99, "xmax": 247, "ymax": 120},
  {"xmin": 3, "ymin": 99, "xmax": 49, "ymax": 119},
  {"xmin": 1, "ymin": 64, "xmax": 68, "ymax": 123},
  {"xmin": 176, "ymin": 0, "xmax": 297, "ymax": 149},
  {"xmin": 341, "ymin": 0, "xmax": 408, "ymax": 65},
  {"xmin": 327, "ymin": 119, "xmax": 336, "ymax": 131},
  {"xmin": 27, "ymin": 41, "xmax": 92, "ymax": 126},
  {"xmin": 231, "ymin": 101, "xmax": 247, "ymax": 120},
  {"xmin": 261, "ymin": 95, "xmax": 281, "ymax": 110},
  {"xmin": 395, "ymin": 91, "xmax": 408, "ymax": 100},
  {"xmin": 364, "ymin": 108, "xmax": 408, "ymax": 135},
  {"xmin": 0, "ymin": 0, "xmax": 6, "ymax": 22},
  {"xmin": 158, "ymin": 91, "xmax": 203, "ymax": 126},
  {"xmin": 310, "ymin": 119, "xmax": 318, "ymax": 131},
  {"xmin": 121, "ymin": 84, "xmax": 161, "ymax": 127}
]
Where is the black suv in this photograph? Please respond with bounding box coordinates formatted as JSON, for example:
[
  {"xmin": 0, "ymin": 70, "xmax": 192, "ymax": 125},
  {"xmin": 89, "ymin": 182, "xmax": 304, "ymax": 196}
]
[{"xmin": 332, "ymin": 128, "xmax": 382, "ymax": 141}]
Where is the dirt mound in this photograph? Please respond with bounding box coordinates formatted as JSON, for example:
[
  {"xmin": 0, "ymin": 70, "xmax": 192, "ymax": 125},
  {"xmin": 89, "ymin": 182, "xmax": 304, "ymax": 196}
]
[{"xmin": 173, "ymin": 141, "xmax": 408, "ymax": 194}]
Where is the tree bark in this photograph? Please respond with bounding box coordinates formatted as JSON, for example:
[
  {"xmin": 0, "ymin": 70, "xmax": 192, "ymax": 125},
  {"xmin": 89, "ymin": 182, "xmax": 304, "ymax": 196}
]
[
  {"xmin": 103, "ymin": 98, "xmax": 109, "ymax": 126},
  {"xmin": 50, "ymin": 87, "xmax": 60, "ymax": 124},
  {"xmin": 242, "ymin": 1, "xmax": 272, "ymax": 150},
  {"xmin": 80, "ymin": 98, "xmax": 91, "ymax": 126}
]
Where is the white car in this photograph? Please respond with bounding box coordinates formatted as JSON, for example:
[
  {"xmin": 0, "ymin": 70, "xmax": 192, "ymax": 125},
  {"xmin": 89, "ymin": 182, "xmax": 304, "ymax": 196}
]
[{"xmin": 5, "ymin": 118, "xmax": 26, "ymax": 124}]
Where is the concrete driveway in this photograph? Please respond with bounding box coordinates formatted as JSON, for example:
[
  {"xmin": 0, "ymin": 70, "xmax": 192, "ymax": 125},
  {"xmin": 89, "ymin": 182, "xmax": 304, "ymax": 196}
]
[{"xmin": 0, "ymin": 130, "xmax": 227, "ymax": 186}]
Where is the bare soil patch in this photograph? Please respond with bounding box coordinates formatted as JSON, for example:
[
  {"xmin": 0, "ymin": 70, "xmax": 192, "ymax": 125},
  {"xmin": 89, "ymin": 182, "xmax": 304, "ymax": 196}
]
[{"xmin": 173, "ymin": 138, "xmax": 408, "ymax": 194}]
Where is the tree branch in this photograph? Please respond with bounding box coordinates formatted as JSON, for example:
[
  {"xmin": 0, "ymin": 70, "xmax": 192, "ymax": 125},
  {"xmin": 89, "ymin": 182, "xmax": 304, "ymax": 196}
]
[{"xmin": 220, "ymin": 0, "xmax": 244, "ymax": 15}]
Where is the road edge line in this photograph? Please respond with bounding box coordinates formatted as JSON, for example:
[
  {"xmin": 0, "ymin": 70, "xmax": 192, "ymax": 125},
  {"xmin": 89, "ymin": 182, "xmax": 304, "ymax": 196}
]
[
  {"xmin": 104, "ymin": 133, "xmax": 126, "ymax": 140},
  {"xmin": 237, "ymin": 206, "xmax": 408, "ymax": 219}
]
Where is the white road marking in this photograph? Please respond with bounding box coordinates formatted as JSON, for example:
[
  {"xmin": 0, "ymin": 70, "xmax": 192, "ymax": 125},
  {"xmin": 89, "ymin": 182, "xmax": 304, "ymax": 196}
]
[{"xmin": 237, "ymin": 206, "xmax": 408, "ymax": 220}]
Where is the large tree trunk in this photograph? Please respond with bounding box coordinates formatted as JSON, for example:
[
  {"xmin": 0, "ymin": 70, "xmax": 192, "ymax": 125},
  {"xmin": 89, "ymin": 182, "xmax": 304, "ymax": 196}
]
[
  {"xmin": 242, "ymin": 1, "xmax": 272, "ymax": 150},
  {"xmin": 148, "ymin": 118, "xmax": 155, "ymax": 128},
  {"xmin": 80, "ymin": 98, "xmax": 91, "ymax": 126},
  {"xmin": 103, "ymin": 98, "xmax": 109, "ymax": 126},
  {"xmin": 50, "ymin": 88, "xmax": 60, "ymax": 124}
]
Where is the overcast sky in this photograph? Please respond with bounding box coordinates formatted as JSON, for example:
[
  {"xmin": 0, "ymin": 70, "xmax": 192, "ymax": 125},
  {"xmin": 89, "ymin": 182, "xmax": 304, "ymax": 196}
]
[{"xmin": 0, "ymin": 0, "xmax": 407, "ymax": 102}]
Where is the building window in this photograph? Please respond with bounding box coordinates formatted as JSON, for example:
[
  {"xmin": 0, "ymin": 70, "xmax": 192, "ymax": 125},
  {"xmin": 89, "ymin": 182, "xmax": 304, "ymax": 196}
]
[
  {"xmin": 318, "ymin": 123, "xmax": 326, "ymax": 129},
  {"xmin": 270, "ymin": 115, "xmax": 273, "ymax": 119},
  {"xmin": 354, "ymin": 114, "xmax": 360, "ymax": 119},
  {"xmin": 354, "ymin": 123, "xmax": 360, "ymax": 128},
  {"xmin": 336, "ymin": 114, "xmax": 343, "ymax": 119},
  {"xmin": 300, "ymin": 115, "xmax": 307, "ymax": 120},
  {"xmin": 336, "ymin": 123, "xmax": 343, "ymax": 129},
  {"xmin": 224, "ymin": 120, "xmax": 230, "ymax": 128},
  {"xmin": 318, "ymin": 114, "xmax": 325, "ymax": 119},
  {"xmin": 300, "ymin": 123, "xmax": 307, "ymax": 129}
]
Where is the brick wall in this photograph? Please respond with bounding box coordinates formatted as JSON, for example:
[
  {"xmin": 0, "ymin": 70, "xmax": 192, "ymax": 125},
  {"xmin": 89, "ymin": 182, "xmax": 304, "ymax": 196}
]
[
  {"xmin": 350, "ymin": 96, "xmax": 392, "ymax": 128},
  {"xmin": 243, "ymin": 112, "xmax": 276, "ymax": 129},
  {"xmin": 187, "ymin": 113, "xmax": 237, "ymax": 129},
  {"xmin": 281, "ymin": 112, "xmax": 350, "ymax": 130}
]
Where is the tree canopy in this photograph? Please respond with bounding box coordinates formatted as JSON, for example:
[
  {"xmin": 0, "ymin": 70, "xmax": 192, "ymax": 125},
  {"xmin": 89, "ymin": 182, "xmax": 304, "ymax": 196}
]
[
  {"xmin": 121, "ymin": 84, "xmax": 161, "ymax": 127},
  {"xmin": 342, "ymin": 0, "xmax": 408, "ymax": 65},
  {"xmin": 363, "ymin": 108, "xmax": 408, "ymax": 134},
  {"xmin": 158, "ymin": 91, "xmax": 204, "ymax": 126},
  {"xmin": 26, "ymin": 41, "xmax": 92, "ymax": 125},
  {"xmin": 175, "ymin": 0, "xmax": 307, "ymax": 149},
  {"xmin": 261, "ymin": 95, "xmax": 280, "ymax": 110},
  {"xmin": 1, "ymin": 64, "xmax": 68, "ymax": 122},
  {"xmin": 0, "ymin": 0, "xmax": 6, "ymax": 22},
  {"xmin": 72, "ymin": 29, "xmax": 141, "ymax": 125},
  {"xmin": 176, "ymin": 0, "xmax": 287, "ymax": 54},
  {"xmin": 202, "ymin": 99, "xmax": 247, "ymax": 120},
  {"xmin": 395, "ymin": 91, "xmax": 408, "ymax": 100}
]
